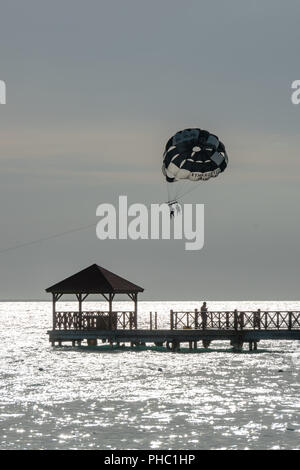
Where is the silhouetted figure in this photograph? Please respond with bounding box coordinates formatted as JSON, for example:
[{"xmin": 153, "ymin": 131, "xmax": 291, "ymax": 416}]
[
  {"xmin": 175, "ymin": 203, "xmax": 181, "ymax": 215},
  {"xmin": 254, "ymin": 309, "xmax": 261, "ymax": 329},
  {"xmin": 201, "ymin": 302, "xmax": 208, "ymax": 329}
]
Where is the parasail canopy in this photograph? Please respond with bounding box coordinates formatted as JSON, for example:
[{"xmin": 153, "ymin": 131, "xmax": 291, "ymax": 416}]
[{"xmin": 162, "ymin": 128, "xmax": 228, "ymax": 184}]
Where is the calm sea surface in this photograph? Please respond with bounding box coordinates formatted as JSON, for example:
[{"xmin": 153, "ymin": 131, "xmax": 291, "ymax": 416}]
[{"xmin": 0, "ymin": 301, "xmax": 299, "ymax": 450}]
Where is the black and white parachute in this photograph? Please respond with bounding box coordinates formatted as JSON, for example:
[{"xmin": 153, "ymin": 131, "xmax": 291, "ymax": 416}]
[{"xmin": 162, "ymin": 128, "xmax": 228, "ymax": 184}]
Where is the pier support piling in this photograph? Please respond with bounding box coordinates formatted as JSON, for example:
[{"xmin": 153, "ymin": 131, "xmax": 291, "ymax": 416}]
[
  {"xmin": 230, "ymin": 339, "xmax": 244, "ymax": 352},
  {"xmin": 171, "ymin": 340, "xmax": 180, "ymax": 352},
  {"xmin": 249, "ymin": 341, "xmax": 258, "ymax": 351}
]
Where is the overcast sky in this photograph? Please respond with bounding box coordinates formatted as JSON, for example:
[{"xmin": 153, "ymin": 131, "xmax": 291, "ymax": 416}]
[{"xmin": 0, "ymin": 0, "xmax": 300, "ymax": 300}]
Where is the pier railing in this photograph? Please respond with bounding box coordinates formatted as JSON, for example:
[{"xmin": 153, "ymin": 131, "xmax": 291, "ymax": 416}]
[
  {"xmin": 54, "ymin": 311, "xmax": 136, "ymax": 330},
  {"xmin": 170, "ymin": 310, "xmax": 300, "ymax": 331},
  {"xmin": 53, "ymin": 310, "xmax": 300, "ymax": 332}
]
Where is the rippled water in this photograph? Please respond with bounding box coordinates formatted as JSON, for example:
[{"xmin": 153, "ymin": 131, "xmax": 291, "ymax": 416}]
[{"xmin": 0, "ymin": 301, "xmax": 299, "ymax": 450}]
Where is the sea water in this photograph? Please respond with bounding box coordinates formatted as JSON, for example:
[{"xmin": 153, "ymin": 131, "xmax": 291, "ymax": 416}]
[{"xmin": 0, "ymin": 301, "xmax": 299, "ymax": 450}]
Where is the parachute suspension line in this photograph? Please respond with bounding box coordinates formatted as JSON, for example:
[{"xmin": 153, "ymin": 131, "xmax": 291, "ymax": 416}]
[
  {"xmin": 166, "ymin": 180, "xmax": 201, "ymax": 204},
  {"xmin": 166, "ymin": 179, "xmax": 200, "ymax": 208},
  {"xmin": 166, "ymin": 181, "xmax": 184, "ymax": 218},
  {"xmin": 174, "ymin": 181, "xmax": 202, "ymax": 201},
  {"xmin": 167, "ymin": 181, "xmax": 171, "ymax": 203},
  {"xmin": 166, "ymin": 181, "xmax": 179, "ymax": 204}
]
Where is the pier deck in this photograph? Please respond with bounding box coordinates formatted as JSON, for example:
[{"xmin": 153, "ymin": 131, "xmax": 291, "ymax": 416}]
[{"xmin": 48, "ymin": 327, "xmax": 300, "ymax": 344}]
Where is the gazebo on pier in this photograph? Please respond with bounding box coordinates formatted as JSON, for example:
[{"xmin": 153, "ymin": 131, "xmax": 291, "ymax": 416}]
[{"xmin": 46, "ymin": 264, "xmax": 144, "ymax": 332}]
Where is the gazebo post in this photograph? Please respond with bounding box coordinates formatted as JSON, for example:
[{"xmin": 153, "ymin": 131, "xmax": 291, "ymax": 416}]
[
  {"xmin": 52, "ymin": 293, "xmax": 56, "ymax": 331},
  {"xmin": 127, "ymin": 293, "xmax": 138, "ymax": 329},
  {"xmin": 109, "ymin": 293, "xmax": 113, "ymax": 330},
  {"xmin": 77, "ymin": 293, "xmax": 82, "ymax": 330},
  {"xmin": 134, "ymin": 293, "xmax": 138, "ymax": 329}
]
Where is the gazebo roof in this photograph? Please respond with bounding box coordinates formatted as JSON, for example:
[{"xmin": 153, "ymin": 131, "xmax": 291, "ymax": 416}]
[{"xmin": 46, "ymin": 264, "xmax": 144, "ymax": 294}]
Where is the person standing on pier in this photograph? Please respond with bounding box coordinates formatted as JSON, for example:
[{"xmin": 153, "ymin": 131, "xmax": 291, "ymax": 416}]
[{"xmin": 201, "ymin": 302, "xmax": 208, "ymax": 329}]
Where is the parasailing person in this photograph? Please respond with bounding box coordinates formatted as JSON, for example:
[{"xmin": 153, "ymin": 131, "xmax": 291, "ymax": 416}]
[{"xmin": 162, "ymin": 128, "xmax": 229, "ymax": 217}]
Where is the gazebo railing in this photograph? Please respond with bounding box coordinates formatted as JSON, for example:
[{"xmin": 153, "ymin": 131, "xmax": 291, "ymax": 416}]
[{"xmin": 54, "ymin": 311, "xmax": 136, "ymax": 330}]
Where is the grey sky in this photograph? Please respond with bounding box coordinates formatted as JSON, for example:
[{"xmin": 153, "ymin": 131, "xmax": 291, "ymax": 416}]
[{"xmin": 0, "ymin": 0, "xmax": 299, "ymax": 300}]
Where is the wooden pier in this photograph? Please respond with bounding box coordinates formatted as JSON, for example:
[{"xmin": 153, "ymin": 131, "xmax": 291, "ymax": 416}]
[
  {"xmin": 48, "ymin": 309, "xmax": 300, "ymax": 352},
  {"xmin": 46, "ymin": 265, "xmax": 300, "ymax": 351}
]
